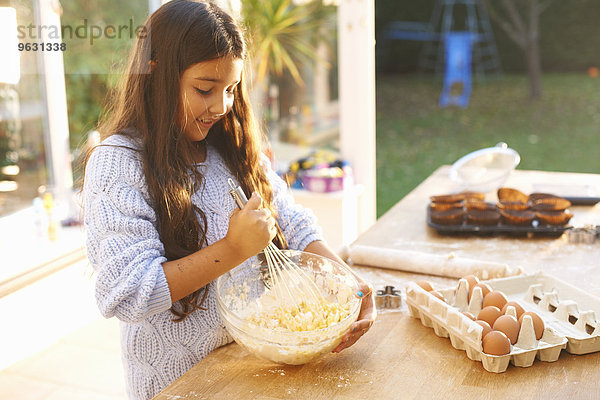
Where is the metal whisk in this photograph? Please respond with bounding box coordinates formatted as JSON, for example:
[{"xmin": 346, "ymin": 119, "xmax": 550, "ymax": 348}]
[{"xmin": 228, "ymin": 178, "xmax": 324, "ymax": 307}]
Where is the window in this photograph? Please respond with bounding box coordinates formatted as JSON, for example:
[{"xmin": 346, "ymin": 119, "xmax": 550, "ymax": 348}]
[
  {"xmin": 0, "ymin": 0, "xmax": 149, "ymax": 219},
  {"xmin": 0, "ymin": 2, "xmax": 49, "ymax": 217}
]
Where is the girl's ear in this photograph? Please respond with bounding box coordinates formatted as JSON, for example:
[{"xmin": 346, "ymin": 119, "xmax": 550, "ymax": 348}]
[{"xmin": 148, "ymin": 60, "xmax": 157, "ymax": 73}]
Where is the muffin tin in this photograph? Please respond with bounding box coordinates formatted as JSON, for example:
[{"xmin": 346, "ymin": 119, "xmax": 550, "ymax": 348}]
[
  {"xmin": 427, "ymin": 208, "xmax": 571, "ymax": 236},
  {"xmin": 427, "ymin": 189, "xmax": 573, "ymax": 236},
  {"xmin": 406, "ymin": 272, "xmax": 600, "ymax": 373}
]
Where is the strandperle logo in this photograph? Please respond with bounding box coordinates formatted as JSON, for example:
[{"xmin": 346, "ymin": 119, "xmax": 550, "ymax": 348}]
[{"xmin": 17, "ymin": 18, "xmax": 147, "ymax": 45}]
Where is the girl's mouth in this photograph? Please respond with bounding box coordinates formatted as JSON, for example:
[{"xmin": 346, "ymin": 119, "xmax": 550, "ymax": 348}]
[{"xmin": 196, "ymin": 118, "xmax": 216, "ymax": 128}]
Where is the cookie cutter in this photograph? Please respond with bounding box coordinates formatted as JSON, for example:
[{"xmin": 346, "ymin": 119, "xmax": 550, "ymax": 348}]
[
  {"xmin": 375, "ymin": 285, "xmax": 401, "ymax": 309},
  {"xmin": 566, "ymin": 225, "xmax": 599, "ymax": 244}
]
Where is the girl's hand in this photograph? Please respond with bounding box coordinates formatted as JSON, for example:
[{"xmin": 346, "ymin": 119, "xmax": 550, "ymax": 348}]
[
  {"xmin": 332, "ymin": 281, "xmax": 377, "ymax": 353},
  {"xmin": 224, "ymin": 192, "xmax": 277, "ymax": 259}
]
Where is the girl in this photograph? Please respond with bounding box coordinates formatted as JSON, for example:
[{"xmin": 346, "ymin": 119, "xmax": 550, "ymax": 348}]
[{"xmin": 83, "ymin": 1, "xmax": 375, "ymax": 399}]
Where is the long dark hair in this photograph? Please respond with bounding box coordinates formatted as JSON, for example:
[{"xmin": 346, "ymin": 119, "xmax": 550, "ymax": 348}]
[{"xmin": 88, "ymin": 0, "xmax": 288, "ymax": 321}]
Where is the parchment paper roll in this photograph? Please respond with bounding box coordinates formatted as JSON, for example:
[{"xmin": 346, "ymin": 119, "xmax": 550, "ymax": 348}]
[{"xmin": 348, "ymin": 245, "xmax": 522, "ymax": 279}]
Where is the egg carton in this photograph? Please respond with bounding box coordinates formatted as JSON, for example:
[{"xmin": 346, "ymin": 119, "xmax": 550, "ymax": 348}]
[
  {"xmin": 484, "ymin": 272, "xmax": 600, "ymax": 354},
  {"xmin": 406, "ymin": 272, "xmax": 600, "ymax": 373}
]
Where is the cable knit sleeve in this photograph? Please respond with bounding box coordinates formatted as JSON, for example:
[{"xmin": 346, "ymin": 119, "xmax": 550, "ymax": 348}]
[
  {"xmin": 83, "ymin": 139, "xmax": 172, "ymax": 323},
  {"xmin": 262, "ymin": 155, "xmax": 324, "ymax": 251}
]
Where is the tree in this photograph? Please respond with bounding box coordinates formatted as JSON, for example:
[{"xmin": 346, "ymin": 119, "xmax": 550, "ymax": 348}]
[
  {"xmin": 485, "ymin": 0, "xmax": 555, "ymax": 99},
  {"xmin": 241, "ymin": 0, "xmax": 334, "ymax": 87},
  {"xmin": 241, "ymin": 0, "xmax": 336, "ymax": 141}
]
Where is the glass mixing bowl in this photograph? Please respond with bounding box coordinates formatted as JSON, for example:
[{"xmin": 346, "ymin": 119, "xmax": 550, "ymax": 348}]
[
  {"xmin": 216, "ymin": 250, "xmax": 361, "ymax": 365},
  {"xmin": 449, "ymin": 142, "xmax": 520, "ymax": 193}
]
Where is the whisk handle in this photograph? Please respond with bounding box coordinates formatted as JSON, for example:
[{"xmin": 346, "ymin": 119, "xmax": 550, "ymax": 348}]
[{"xmin": 228, "ymin": 178, "xmax": 248, "ymax": 209}]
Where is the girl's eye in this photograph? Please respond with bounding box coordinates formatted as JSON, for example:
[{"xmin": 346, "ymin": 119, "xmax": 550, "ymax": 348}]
[{"xmin": 195, "ymin": 87, "xmax": 211, "ymax": 95}]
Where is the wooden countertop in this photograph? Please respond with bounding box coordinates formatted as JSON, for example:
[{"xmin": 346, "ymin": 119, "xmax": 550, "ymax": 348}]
[
  {"xmin": 154, "ymin": 308, "xmax": 600, "ymax": 399},
  {"xmin": 154, "ymin": 167, "xmax": 600, "ymax": 399}
]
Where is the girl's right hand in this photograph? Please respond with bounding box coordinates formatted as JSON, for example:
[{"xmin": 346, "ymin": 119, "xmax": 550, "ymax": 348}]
[{"xmin": 224, "ymin": 192, "xmax": 277, "ymax": 259}]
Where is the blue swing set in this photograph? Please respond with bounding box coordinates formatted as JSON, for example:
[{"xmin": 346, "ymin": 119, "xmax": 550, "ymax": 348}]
[{"xmin": 380, "ymin": 0, "xmax": 502, "ymax": 108}]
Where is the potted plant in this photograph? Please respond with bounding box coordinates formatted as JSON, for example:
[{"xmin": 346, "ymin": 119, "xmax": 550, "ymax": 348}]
[{"xmin": 241, "ymin": 0, "xmax": 336, "ymax": 143}]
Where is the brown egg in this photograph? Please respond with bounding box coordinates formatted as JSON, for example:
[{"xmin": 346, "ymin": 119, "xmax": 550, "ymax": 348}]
[
  {"xmin": 502, "ymin": 301, "xmax": 525, "ymax": 319},
  {"xmin": 462, "ymin": 311, "xmax": 476, "ymax": 320},
  {"xmin": 483, "ymin": 290, "xmax": 509, "ymax": 310},
  {"xmin": 519, "ymin": 311, "xmax": 545, "ymax": 340},
  {"xmin": 429, "ymin": 290, "xmax": 445, "ymax": 302},
  {"xmin": 468, "ymin": 282, "xmax": 492, "ymax": 301},
  {"xmin": 493, "ymin": 315, "xmax": 521, "ymax": 344},
  {"xmin": 417, "ymin": 280, "xmax": 434, "ymax": 292},
  {"xmin": 462, "ymin": 274, "xmax": 479, "ymax": 295},
  {"xmin": 477, "ymin": 306, "xmax": 503, "ymax": 327},
  {"xmin": 482, "ymin": 331, "xmax": 511, "ymax": 355},
  {"xmin": 475, "ymin": 320, "xmax": 492, "ymax": 339}
]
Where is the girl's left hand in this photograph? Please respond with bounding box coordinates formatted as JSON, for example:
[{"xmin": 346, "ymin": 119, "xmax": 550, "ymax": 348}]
[{"xmin": 332, "ymin": 281, "xmax": 377, "ymax": 353}]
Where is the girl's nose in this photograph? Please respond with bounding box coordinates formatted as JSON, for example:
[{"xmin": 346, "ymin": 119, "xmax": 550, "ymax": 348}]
[{"xmin": 208, "ymin": 93, "xmax": 232, "ymax": 116}]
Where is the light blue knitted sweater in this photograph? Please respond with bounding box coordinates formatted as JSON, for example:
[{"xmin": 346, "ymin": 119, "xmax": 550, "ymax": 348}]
[{"xmin": 83, "ymin": 134, "xmax": 322, "ymax": 400}]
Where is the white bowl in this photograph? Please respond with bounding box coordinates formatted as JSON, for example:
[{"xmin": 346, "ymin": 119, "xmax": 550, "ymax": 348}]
[
  {"xmin": 216, "ymin": 250, "xmax": 361, "ymax": 365},
  {"xmin": 449, "ymin": 143, "xmax": 520, "ymax": 193}
]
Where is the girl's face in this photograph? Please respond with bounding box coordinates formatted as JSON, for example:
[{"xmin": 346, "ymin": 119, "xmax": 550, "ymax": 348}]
[{"xmin": 178, "ymin": 56, "xmax": 244, "ymax": 141}]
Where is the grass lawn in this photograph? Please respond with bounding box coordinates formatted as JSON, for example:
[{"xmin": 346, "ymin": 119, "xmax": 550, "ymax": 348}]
[{"xmin": 375, "ymin": 73, "xmax": 600, "ymax": 217}]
